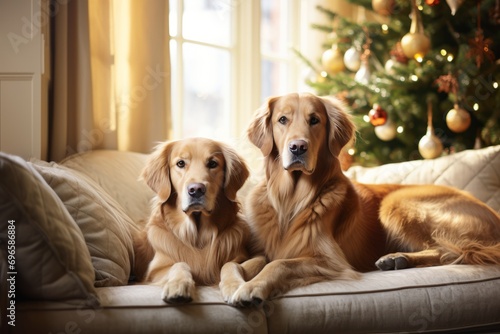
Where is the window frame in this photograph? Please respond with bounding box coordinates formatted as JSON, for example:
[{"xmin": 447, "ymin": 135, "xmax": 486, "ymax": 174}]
[{"xmin": 169, "ymin": 0, "xmax": 314, "ymax": 142}]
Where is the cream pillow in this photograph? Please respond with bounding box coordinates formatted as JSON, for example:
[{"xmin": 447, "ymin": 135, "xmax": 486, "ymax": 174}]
[
  {"xmin": 0, "ymin": 153, "xmax": 98, "ymax": 305},
  {"xmin": 345, "ymin": 145, "xmax": 500, "ymax": 212},
  {"xmin": 60, "ymin": 150, "xmax": 155, "ymax": 225},
  {"xmin": 31, "ymin": 160, "xmax": 137, "ymax": 287}
]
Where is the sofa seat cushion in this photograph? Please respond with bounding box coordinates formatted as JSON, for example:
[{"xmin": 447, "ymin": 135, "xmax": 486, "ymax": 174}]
[
  {"xmin": 17, "ymin": 285, "xmax": 269, "ymax": 334},
  {"xmin": 30, "ymin": 160, "xmax": 137, "ymax": 287},
  {"xmin": 267, "ymin": 264, "xmax": 500, "ymax": 333},
  {"xmin": 345, "ymin": 145, "xmax": 500, "ymax": 212},
  {"xmin": 15, "ymin": 265, "xmax": 500, "ymax": 333},
  {"xmin": 0, "ymin": 153, "xmax": 98, "ymax": 305}
]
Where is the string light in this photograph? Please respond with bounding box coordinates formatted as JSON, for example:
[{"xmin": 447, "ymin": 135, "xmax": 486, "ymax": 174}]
[{"xmin": 397, "ymin": 126, "xmax": 404, "ymax": 133}]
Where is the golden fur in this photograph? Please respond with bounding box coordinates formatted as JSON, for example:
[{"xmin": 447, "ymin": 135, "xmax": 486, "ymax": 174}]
[
  {"xmin": 219, "ymin": 92, "xmax": 500, "ymax": 307},
  {"xmin": 139, "ymin": 138, "xmax": 250, "ymax": 303}
]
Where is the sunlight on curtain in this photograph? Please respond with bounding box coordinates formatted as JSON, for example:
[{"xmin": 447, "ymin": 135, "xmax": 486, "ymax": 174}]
[
  {"xmin": 87, "ymin": 0, "xmax": 171, "ymax": 153},
  {"xmin": 112, "ymin": 0, "xmax": 131, "ymax": 149}
]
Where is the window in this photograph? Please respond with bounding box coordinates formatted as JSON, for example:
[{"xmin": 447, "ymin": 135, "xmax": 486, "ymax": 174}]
[{"xmin": 169, "ymin": 0, "xmax": 311, "ymax": 142}]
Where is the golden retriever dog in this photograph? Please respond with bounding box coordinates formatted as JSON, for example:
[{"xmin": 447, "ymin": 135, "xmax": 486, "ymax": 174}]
[
  {"xmin": 140, "ymin": 138, "xmax": 250, "ymax": 303},
  {"xmin": 220, "ymin": 92, "xmax": 500, "ymax": 307}
]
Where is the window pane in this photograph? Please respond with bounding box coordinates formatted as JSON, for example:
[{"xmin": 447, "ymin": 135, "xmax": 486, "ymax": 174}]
[
  {"xmin": 183, "ymin": 43, "xmax": 231, "ymax": 139},
  {"xmin": 183, "ymin": 0, "xmax": 232, "ymax": 46},
  {"xmin": 169, "ymin": 0, "xmax": 177, "ymax": 36},
  {"xmin": 261, "ymin": 0, "xmax": 288, "ymax": 56},
  {"xmin": 261, "ymin": 59, "xmax": 287, "ymax": 101}
]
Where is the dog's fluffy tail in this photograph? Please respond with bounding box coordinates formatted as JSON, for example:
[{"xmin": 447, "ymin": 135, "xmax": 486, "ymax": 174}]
[{"xmin": 438, "ymin": 238, "xmax": 500, "ymax": 265}]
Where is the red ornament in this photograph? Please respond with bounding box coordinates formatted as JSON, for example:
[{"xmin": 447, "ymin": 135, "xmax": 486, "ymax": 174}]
[
  {"xmin": 368, "ymin": 104, "xmax": 388, "ymax": 126},
  {"xmin": 425, "ymin": 0, "xmax": 440, "ymax": 6}
]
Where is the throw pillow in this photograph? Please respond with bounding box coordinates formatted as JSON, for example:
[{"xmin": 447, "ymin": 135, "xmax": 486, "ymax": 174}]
[
  {"xmin": 31, "ymin": 160, "xmax": 137, "ymax": 287},
  {"xmin": 0, "ymin": 153, "xmax": 98, "ymax": 305}
]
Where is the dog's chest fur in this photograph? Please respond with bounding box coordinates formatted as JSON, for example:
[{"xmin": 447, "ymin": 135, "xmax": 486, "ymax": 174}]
[{"xmin": 247, "ymin": 174, "xmax": 348, "ymax": 260}]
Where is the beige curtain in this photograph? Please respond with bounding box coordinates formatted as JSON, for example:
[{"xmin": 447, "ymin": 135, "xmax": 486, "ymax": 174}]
[{"xmin": 50, "ymin": 0, "xmax": 171, "ymax": 161}]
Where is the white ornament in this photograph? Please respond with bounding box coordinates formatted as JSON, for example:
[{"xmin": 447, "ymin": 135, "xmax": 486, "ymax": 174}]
[
  {"xmin": 374, "ymin": 119, "xmax": 397, "ymax": 141},
  {"xmin": 354, "ymin": 60, "xmax": 371, "ymax": 85},
  {"xmin": 385, "ymin": 59, "xmax": 396, "ymax": 74},
  {"xmin": 344, "ymin": 47, "xmax": 361, "ymax": 72},
  {"xmin": 418, "ymin": 102, "xmax": 443, "ymax": 159},
  {"xmin": 418, "ymin": 127, "xmax": 443, "ymax": 159}
]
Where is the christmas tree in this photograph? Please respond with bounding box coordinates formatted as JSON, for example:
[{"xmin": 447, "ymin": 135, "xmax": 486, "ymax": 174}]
[{"xmin": 297, "ymin": 0, "xmax": 500, "ymax": 166}]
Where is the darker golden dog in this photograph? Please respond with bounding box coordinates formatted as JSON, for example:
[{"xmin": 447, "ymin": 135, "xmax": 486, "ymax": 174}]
[
  {"xmin": 220, "ymin": 92, "xmax": 500, "ymax": 307},
  {"xmin": 140, "ymin": 138, "xmax": 250, "ymax": 303}
]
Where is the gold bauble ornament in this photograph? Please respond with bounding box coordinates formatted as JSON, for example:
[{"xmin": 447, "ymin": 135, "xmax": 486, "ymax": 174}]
[
  {"xmin": 401, "ymin": 0, "xmax": 431, "ymax": 60},
  {"xmin": 372, "ymin": 0, "xmax": 395, "ymax": 15},
  {"xmin": 401, "ymin": 33, "xmax": 431, "ymax": 60},
  {"xmin": 374, "ymin": 119, "xmax": 397, "ymax": 141},
  {"xmin": 418, "ymin": 103, "xmax": 443, "ymax": 159},
  {"xmin": 446, "ymin": 104, "xmax": 471, "ymax": 133},
  {"xmin": 321, "ymin": 45, "xmax": 345, "ymax": 75}
]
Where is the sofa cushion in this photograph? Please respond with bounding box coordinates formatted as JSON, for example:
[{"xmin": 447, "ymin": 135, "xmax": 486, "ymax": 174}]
[
  {"xmin": 0, "ymin": 153, "xmax": 98, "ymax": 305},
  {"xmin": 31, "ymin": 160, "xmax": 137, "ymax": 287},
  {"xmin": 15, "ymin": 265, "xmax": 500, "ymax": 333},
  {"xmin": 267, "ymin": 264, "xmax": 500, "ymax": 333},
  {"xmin": 17, "ymin": 284, "xmax": 269, "ymax": 334},
  {"xmin": 60, "ymin": 150, "xmax": 155, "ymax": 224},
  {"xmin": 345, "ymin": 145, "xmax": 500, "ymax": 212}
]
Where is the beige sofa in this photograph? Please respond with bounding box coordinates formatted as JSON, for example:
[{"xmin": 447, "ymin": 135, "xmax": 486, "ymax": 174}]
[{"xmin": 1, "ymin": 145, "xmax": 499, "ymax": 334}]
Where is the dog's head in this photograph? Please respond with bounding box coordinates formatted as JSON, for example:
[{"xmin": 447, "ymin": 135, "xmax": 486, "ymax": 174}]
[
  {"xmin": 141, "ymin": 138, "xmax": 249, "ymax": 215},
  {"xmin": 248, "ymin": 92, "xmax": 355, "ymax": 175}
]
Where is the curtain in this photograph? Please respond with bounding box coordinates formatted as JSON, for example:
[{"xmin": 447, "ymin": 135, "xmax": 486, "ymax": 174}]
[{"xmin": 49, "ymin": 0, "xmax": 171, "ymax": 161}]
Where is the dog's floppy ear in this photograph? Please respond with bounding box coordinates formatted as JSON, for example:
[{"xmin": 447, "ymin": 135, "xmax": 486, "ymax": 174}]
[
  {"xmin": 140, "ymin": 141, "xmax": 174, "ymax": 202},
  {"xmin": 220, "ymin": 143, "xmax": 250, "ymax": 202},
  {"xmin": 320, "ymin": 96, "xmax": 356, "ymax": 157},
  {"xmin": 247, "ymin": 97, "xmax": 278, "ymax": 156}
]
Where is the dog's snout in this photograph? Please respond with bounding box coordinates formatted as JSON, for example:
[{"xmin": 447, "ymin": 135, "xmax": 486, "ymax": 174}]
[
  {"xmin": 289, "ymin": 140, "xmax": 308, "ymax": 156},
  {"xmin": 187, "ymin": 183, "xmax": 206, "ymax": 198}
]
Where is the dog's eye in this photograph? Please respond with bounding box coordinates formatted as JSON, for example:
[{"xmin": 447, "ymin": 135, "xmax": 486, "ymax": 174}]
[
  {"xmin": 278, "ymin": 116, "xmax": 288, "ymax": 125},
  {"xmin": 176, "ymin": 160, "xmax": 185, "ymax": 168},
  {"xmin": 310, "ymin": 116, "xmax": 320, "ymax": 125},
  {"xmin": 207, "ymin": 160, "xmax": 218, "ymax": 169}
]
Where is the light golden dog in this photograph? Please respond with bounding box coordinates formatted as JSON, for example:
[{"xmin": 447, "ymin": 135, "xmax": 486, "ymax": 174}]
[
  {"xmin": 220, "ymin": 92, "xmax": 500, "ymax": 307},
  {"xmin": 140, "ymin": 138, "xmax": 250, "ymax": 303}
]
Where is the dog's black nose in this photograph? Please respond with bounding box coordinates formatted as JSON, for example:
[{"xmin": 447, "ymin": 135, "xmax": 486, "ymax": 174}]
[
  {"xmin": 187, "ymin": 183, "xmax": 206, "ymax": 198},
  {"xmin": 289, "ymin": 140, "xmax": 308, "ymax": 156}
]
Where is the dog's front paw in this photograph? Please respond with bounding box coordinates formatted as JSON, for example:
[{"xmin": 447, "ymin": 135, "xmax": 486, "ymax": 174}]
[
  {"xmin": 376, "ymin": 253, "xmax": 409, "ymax": 271},
  {"xmin": 161, "ymin": 279, "xmax": 195, "ymax": 304},
  {"xmin": 228, "ymin": 282, "xmax": 266, "ymax": 308},
  {"xmin": 219, "ymin": 280, "xmax": 243, "ymax": 304}
]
